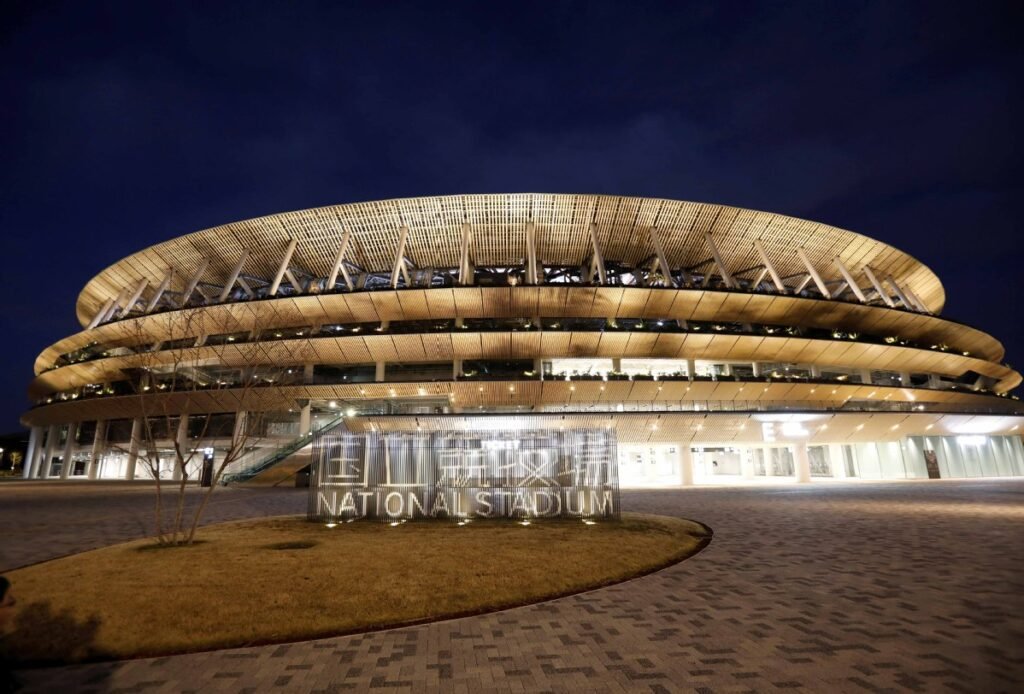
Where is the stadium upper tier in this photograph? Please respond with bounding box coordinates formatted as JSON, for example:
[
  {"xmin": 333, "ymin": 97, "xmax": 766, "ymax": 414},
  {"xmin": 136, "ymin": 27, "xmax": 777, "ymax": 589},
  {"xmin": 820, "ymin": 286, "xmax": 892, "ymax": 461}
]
[
  {"xmin": 76, "ymin": 194, "xmax": 946, "ymax": 326},
  {"xmin": 25, "ymin": 194, "xmax": 1022, "ymax": 429}
]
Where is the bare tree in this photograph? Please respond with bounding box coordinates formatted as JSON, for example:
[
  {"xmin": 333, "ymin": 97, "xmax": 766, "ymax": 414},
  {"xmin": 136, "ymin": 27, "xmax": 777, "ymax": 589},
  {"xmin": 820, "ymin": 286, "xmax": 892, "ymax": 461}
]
[{"xmin": 107, "ymin": 307, "xmax": 308, "ymax": 545}]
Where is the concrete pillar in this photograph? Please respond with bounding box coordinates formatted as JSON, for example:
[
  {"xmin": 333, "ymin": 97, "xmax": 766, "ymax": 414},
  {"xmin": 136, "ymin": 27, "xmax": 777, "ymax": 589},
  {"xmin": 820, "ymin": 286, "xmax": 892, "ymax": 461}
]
[
  {"xmin": 722, "ymin": 363, "xmax": 733, "ymax": 377},
  {"xmin": 686, "ymin": 359, "xmax": 696, "ymax": 380},
  {"xmin": 611, "ymin": 357, "xmax": 622, "ymax": 373},
  {"xmin": 534, "ymin": 358, "xmax": 543, "ymax": 380},
  {"xmin": 299, "ymin": 404, "xmax": 312, "ymax": 436},
  {"xmin": 40, "ymin": 424, "xmax": 59, "ymax": 478},
  {"xmin": 828, "ymin": 443, "xmax": 846, "ymax": 479},
  {"xmin": 233, "ymin": 411, "xmax": 249, "ymax": 442},
  {"xmin": 172, "ymin": 416, "xmax": 189, "ymax": 481},
  {"xmin": 23, "ymin": 426, "xmax": 41, "ymax": 479},
  {"xmin": 859, "ymin": 369, "xmax": 872, "ymax": 385},
  {"xmin": 809, "ymin": 364, "xmax": 821, "ymax": 378},
  {"xmin": 88, "ymin": 421, "xmax": 105, "ymax": 480},
  {"xmin": 751, "ymin": 362, "xmax": 760, "ymax": 377},
  {"xmin": 125, "ymin": 418, "xmax": 142, "ymax": 481},
  {"xmin": 763, "ymin": 447, "xmax": 774, "ymax": 476},
  {"xmin": 677, "ymin": 445, "xmax": 694, "ymax": 486},
  {"xmin": 900, "ymin": 371, "xmax": 912, "ymax": 387},
  {"xmin": 794, "ymin": 442, "xmax": 811, "ymax": 483},
  {"xmin": 303, "ymin": 363, "xmax": 315, "ymax": 384},
  {"xmin": 454, "ymin": 359, "xmax": 464, "ymax": 380},
  {"xmin": 375, "ymin": 361, "xmax": 386, "ymax": 382},
  {"xmin": 59, "ymin": 421, "xmax": 78, "ymax": 480},
  {"xmin": 740, "ymin": 447, "xmax": 755, "ymax": 479}
]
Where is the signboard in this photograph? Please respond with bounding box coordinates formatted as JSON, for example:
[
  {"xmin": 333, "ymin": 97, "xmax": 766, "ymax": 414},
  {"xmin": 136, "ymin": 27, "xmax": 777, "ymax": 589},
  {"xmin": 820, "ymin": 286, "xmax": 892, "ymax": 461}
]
[{"xmin": 308, "ymin": 428, "xmax": 619, "ymax": 522}]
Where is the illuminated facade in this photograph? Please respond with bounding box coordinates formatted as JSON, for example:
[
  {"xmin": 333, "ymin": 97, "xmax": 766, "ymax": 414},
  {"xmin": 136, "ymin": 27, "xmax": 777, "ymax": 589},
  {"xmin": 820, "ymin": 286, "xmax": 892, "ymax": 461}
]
[{"xmin": 20, "ymin": 194, "xmax": 1024, "ymax": 486}]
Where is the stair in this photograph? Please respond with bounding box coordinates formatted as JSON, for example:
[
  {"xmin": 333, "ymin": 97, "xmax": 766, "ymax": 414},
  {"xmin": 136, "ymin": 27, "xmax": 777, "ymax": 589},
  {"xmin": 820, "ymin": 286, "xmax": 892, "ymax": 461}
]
[
  {"xmin": 221, "ymin": 415, "xmax": 345, "ymax": 486},
  {"xmin": 235, "ymin": 447, "xmax": 312, "ymax": 487}
]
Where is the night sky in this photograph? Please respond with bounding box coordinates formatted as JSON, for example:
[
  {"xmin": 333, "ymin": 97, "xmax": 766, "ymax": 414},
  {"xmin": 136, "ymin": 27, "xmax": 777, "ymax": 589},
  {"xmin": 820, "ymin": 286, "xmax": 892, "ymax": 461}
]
[{"xmin": 1, "ymin": 1, "xmax": 1022, "ymax": 432}]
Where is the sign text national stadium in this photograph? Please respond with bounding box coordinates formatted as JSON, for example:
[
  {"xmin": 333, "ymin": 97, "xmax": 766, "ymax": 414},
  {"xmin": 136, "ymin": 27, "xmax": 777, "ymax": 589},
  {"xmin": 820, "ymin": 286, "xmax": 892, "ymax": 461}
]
[{"xmin": 308, "ymin": 428, "xmax": 620, "ymax": 522}]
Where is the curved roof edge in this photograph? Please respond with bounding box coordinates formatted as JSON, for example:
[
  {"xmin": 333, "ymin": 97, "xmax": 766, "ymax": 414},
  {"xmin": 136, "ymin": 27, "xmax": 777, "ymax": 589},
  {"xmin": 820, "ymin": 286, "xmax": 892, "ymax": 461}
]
[{"xmin": 74, "ymin": 194, "xmax": 948, "ymax": 326}]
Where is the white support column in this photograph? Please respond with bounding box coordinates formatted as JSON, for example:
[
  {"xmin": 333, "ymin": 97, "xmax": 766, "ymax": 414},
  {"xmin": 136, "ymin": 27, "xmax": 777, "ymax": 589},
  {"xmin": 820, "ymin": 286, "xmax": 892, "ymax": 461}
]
[
  {"xmin": 705, "ymin": 232, "xmax": 736, "ymax": 288},
  {"xmin": 525, "ymin": 222, "xmax": 540, "ymax": 285},
  {"xmin": 172, "ymin": 415, "xmax": 189, "ymax": 482},
  {"xmin": 751, "ymin": 267, "xmax": 770, "ymax": 291},
  {"xmin": 453, "ymin": 359, "xmax": 463, "ymax": 380},
  {"xmin": 900, "ymin": 371, "xmax": 912, "ymax": 387},
  {"xmin": 218, "ymin": 250, "xmax": 250, "ymax": 303},
  {"xmin": 87, "ymin": 298, "xmax": 115, "ymax": 329},
  {"xmin": 40, "ymin": 424, "xmax": 59, "ymax": 478},
  {"xmin": 59, "ymin": 422, "xmax": 78, "ymax": 480},
  {"xmin": 649, "ymin": 228, "xmax": 675, "ymax": 288},
  {"xmin": 458, "ymin": 223, "xmax": 474, "ymax": 286},
  {"xmin": 232, "ymin": 411, "xmax": 249, "ymax": 451},
  {"xmin": 686, "ymin": 359, "xmax": 696, "ymax": 380},
  {"xmin": 123, "ymin": 278, "xmax": 149, "ymax": 316},
  {"xmin": 303, "ymin": 363, "xmax": 315, "ymax": 384},
  {"xmin": 862, "ymin": 266, "xmax": 895, "ymax": 307},
  {"xmin": 796, "ymin": 248, "xmax": 830, "ymax": 299},
  {"xmin": 391, "ymin": 226, "xmax": 411, "ymax": 288},
  {"xmin": 884, "ymin": 274, "xmax": 914, "ymax": 310},
  {"xmin": 375, "ymin": 361, "xmax": 386, "ymax": 382},
  {"xmin": 903, "ymin": 285, "xmax": 929, "ymax": 314},
  {"xmin": 181, "ymin": 259, "xmax": 210, "ymax": 306},
  {"xmin": 88, "ymin": 421, "xmax": 105, "ymax": 480},
  {"xmin": 860, "ymin": 369, "xmax": 873, "ymax": 384},
  {"xmin": 833, "ymin": 258, "xmax": 868, "ymax": 303},
  {"xmin": 145, "ymin": 270, "xmax": 174, "ymax": 313},
  {"xmin": 284, "ymin": 268, "xmax": 304, "ymax": 293},
  {"xmin": 103, "ymin": 288, "xmax": 130, "ymax": 322},
  {"xmin": 794, "ymin": 442, "xmax": 811, "ymax": 483},
  {"xmin": 740, "ymin": 447, "xmax": 755, "ymax": 480},
  {"xmin": 299, "ymin": 404, "xmax": 312, "ymax": 436},
  {"xmin": 125, "ymin": 418, "xmax": 142, "ymax": 481},
  {"xmin": 588, "ymin": 223, "xmax": 606, "ymax": 285},
  {"xmin": 269, "ymin": 238, "xmax": 299, "ymax": 296},
  {"xmin": 751, "ymin": 362, "xmax": 761, "ymax": 377},
  {"xmin": 676, "ymin": 446, "xmax": 694, "ymax": 486},
  {"xmin": 753, "ymin": 239, "xmax": 787, "ymax": 293},
  {"xmin": 23, "ymin": 426, "xmax": 41, "ymax": 479},
  {"xmin": 326, "ymin": 229, "xmax": 354, "ymax": 291},
  {"xmin": 828, "ymin": 443, "xmax": 846, "ymax": 479}
]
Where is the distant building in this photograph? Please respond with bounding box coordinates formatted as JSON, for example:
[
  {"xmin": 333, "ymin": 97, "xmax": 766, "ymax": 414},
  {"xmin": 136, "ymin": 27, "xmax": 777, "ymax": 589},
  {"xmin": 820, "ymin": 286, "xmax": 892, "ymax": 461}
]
[{"xmin": 22, "ymin": 194, "xmax": 1024, "ymax": 485}]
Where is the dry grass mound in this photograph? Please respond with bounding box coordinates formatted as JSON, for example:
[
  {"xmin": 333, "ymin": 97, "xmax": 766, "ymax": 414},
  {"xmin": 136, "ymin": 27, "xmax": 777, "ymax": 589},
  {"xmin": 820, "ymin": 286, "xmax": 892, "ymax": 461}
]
[{"xmin": 2, "ymin": 513, "xmax": 709, "ymax": 664}]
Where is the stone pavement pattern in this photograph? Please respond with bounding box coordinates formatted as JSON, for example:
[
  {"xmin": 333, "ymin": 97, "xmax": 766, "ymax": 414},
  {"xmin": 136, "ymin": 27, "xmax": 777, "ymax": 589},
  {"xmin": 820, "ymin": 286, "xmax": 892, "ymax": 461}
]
[
  {"xmin": 5, "ymin": 480, "xmax": 1024, "ymax": 692},
  {"xmin": 0, "ymin": 481, "xmax": 307, "ymax": 571}
]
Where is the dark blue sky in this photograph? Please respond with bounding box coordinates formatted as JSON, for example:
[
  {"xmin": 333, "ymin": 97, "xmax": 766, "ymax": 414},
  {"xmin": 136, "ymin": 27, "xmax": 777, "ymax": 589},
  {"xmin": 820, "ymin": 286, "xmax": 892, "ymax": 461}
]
[{"xmin": 1, "ymin": 1, "xmax": 1021, "ymax": 431}]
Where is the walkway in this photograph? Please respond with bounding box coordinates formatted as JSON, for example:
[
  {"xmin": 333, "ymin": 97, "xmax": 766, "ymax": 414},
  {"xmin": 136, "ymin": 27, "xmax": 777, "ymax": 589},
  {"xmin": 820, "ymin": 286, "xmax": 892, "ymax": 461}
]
[{"xmin": 5, "ymin": 479, "xmax": 1024, "ymax": 692}]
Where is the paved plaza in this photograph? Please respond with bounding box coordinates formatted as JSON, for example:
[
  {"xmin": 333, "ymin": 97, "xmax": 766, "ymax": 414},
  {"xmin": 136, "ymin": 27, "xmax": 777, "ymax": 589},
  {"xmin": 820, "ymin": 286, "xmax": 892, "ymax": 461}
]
[{"xmin": 3, "ymin": 479, "xmax": 1023, "ymax": 692}]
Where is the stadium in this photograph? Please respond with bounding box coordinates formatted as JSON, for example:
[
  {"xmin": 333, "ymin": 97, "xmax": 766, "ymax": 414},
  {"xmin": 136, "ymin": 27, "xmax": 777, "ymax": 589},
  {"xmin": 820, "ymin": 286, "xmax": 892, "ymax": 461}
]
[{"xmin": 20, "ymin": 193, "xmax": 1024, "ymax": 487}]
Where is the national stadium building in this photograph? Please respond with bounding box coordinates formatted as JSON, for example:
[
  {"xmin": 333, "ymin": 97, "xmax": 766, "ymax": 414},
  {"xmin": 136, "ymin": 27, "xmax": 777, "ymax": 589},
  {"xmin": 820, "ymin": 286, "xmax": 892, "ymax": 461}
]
[{"xmin": 20, "ymin": 194, "xmax": 1024, "ymax": 487}]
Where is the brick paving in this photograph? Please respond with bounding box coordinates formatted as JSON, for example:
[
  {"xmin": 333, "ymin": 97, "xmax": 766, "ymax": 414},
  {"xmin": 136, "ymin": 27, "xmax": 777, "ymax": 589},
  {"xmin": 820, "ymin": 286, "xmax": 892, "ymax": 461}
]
[
  {"xmin": 0, "ymin": 481, "xmax": 307, "ymax": 572},
  {"xmin": 4, "ymin": 479, "xmax": 1024, "ymax": 692}
]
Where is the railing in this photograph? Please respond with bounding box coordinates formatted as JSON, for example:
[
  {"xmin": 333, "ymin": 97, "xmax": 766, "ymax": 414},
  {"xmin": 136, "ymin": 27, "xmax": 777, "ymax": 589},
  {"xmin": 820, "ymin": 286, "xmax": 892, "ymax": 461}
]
[
  {"xmin": 535, "ymin": 399, "xmax": 1023, "ymax": 416},
  {"xmin": 220, "ymin": 414, "xmax": 346, "ymax": 485},
  {"xmin": 51, "ymin": 313, "xmax": 982, "ymax": 372}
]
